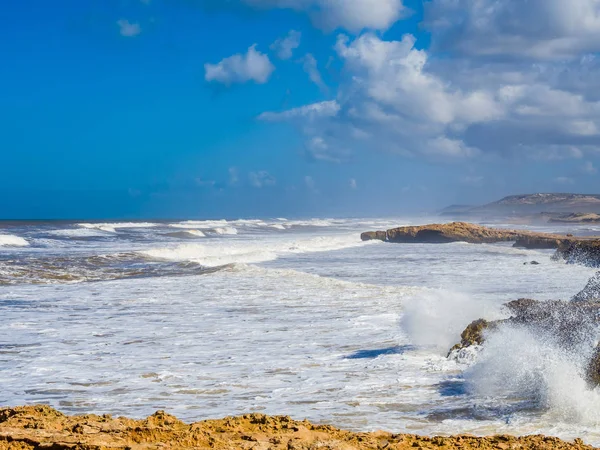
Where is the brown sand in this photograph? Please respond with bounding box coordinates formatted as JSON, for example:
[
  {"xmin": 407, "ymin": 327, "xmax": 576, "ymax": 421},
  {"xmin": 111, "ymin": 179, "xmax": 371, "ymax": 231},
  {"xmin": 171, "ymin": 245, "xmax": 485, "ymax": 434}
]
[{"xmin": 0, "ymin": 405, "xmax": 595, "ymax": 449}]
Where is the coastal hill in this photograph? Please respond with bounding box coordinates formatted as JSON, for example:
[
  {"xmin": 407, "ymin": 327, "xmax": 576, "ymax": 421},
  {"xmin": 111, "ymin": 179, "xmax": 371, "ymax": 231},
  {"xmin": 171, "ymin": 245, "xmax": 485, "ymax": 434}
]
[{"xmin": 441, "ymin": 193, "xmax": 600, "ymax": 221}]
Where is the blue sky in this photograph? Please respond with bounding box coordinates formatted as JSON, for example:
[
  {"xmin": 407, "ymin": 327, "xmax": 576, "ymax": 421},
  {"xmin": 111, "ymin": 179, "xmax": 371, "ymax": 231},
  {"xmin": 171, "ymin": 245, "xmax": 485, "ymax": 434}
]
[{"xmin": 2, "ymin": 0, "xmax": 600, "ymax": 218}]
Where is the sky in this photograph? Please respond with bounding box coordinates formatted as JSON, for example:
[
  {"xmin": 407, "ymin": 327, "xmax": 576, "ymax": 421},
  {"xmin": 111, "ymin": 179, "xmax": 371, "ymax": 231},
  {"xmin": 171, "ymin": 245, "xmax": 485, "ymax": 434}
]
[{"xmin": 2, "ymin": 0, "xmax": 600, "ymax": 218}]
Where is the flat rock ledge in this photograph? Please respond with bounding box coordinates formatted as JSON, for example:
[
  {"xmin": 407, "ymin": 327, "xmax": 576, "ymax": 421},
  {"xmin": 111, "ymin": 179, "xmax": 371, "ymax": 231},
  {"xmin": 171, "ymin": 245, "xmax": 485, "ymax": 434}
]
[
  {"xmin": 0, "ymin": 405, "xmax": 595, "ymax": 450},
  {"xmin": 361, "ymin": 222, "xmax": 600, "ymax": 266}
]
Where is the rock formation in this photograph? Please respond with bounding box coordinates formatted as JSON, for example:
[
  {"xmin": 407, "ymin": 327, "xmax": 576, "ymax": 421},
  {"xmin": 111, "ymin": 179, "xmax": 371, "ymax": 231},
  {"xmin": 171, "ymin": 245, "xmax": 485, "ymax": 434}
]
[
  {"xmin": 449, "ymin": 294, "xmax": 600, "ymax": 387},
  {"xmin": 0, "ymin": 405, "xmax": 595, "ymax": 449},
  {"xmin": 361, "ymin": 222, "xmax": 600, "ymax": 267}
]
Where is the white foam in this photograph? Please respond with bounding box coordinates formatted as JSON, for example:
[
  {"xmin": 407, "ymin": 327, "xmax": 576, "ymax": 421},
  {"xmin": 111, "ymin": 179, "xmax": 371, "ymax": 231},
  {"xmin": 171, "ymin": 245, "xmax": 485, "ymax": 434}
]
[
  {"xmin": 141, "ymin": 233, "xmax": 375, "ymax": 267},
  {"xmin": 78, "ymin": 222, "xmax": 158, "ymax": 233},
  {"xmin": 169, "ymin": 220, "xmax": 229, "ymax": 229},
  {"xmin": 0, "ymin": 234, "xmax": 29, "ymax": 247},
  {"xmin": 181, "ymin": 230, "xmax": 206, "ymax": 238},
  {"xmin": 209, "ymin": 227, "xmax": 238, "ymax": 235},
  {"xmin": 467, "ymin": 324, "xmax": 600, "ymax": 426},
  {"xmin": 49, "ymin": 228, "xmax": 111, "ymax": 238},
  {"xmin": 400, "ymin": 290, "xmax": 502, "ymax": 355}
]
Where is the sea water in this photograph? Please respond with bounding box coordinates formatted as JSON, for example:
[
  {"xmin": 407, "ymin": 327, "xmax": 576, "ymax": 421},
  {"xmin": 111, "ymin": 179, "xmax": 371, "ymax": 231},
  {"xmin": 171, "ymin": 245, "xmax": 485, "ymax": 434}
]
[{"xmin": 1, "ymin": 218, "xmax": 599, "ymax": 444}]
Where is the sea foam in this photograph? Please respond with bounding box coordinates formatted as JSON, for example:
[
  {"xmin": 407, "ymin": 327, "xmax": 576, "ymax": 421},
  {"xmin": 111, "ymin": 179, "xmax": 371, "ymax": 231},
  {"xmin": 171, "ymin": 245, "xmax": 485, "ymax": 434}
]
[
  {"xmin": 140, "ymin": 233, "xmax": 375, "ymax": 267},
  {"xmin": 0, "ymin": 234, "xmax": 29, "ymax": 247}
]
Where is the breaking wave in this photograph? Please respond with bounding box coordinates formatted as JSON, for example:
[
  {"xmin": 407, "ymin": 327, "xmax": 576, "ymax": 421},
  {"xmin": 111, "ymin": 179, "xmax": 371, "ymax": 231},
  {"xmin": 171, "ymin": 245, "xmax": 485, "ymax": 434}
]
[
  {"xmin": 466, "ymin": 324, "xmax": 600, "ymax": 426},
  {"xmin": 78, "ymin": 222, "xmax": 158, "ymax": 233},
  {"xmin": 0, "ymin": 234, "xmax": 29, "ymax": 247},
  {"xmin": 164, "ymin": 230, "xmax": 206, "ymax": 239},
  {"xmin": 210, "ymin": 227, "xmax": 238, "ymax": 235},
  {"xmin": 140, "ymin": 233, "xmax": 376, "ymax": 267}
]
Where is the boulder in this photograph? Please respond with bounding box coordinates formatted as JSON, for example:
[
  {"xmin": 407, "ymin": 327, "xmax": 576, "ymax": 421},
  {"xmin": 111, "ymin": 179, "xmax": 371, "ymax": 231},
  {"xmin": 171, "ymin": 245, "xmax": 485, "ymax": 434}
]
[{"xmin": 448, "ymin": 319, "xmax": 498, "ymax": 356}]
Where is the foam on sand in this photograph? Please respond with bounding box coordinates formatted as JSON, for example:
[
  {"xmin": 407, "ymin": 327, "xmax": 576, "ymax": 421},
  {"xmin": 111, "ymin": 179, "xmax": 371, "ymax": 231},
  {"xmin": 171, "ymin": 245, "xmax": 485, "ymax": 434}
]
[{"xmin": 0, "ymin": 234, "xmax": 29, "ymax": 247}]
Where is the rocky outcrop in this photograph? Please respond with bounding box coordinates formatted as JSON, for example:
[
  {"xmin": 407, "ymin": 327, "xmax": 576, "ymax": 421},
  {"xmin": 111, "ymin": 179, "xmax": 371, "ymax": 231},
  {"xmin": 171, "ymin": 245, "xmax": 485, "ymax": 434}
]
[
  {"xmin": 548, "ymin": 213, "xmax": 600, "ymax": 223},
  {"xmin": 360, "ymin": 230, "xmax": 387, "ymax": 241},
  {"xmin": 362, "ymin": 222, "xmax": 571, "ymax": 246},
  {"xmin": 0, "ymin": 405, "xmax": 595, "ymax": 450},
  {"xmin": 554, "ymin": 241, "xmax": 600, "ymax": 267},
  {"xmin": 450, "ymin": 294, "xmax": 600, "ymax": 386},
  {"xmin": 361, "ymin": 222, "xmax": 600, "ymax": 267},
  {"xmin": 362, "ymin": 222, "xmax": 523, "ymax": 243},
  {"xmin": 573, "ymin": 272, "xmax": 600, "ymax": 302},
  {"xmin": 448, "ymin": 319, "xmax": 497, "ymax": 356}
]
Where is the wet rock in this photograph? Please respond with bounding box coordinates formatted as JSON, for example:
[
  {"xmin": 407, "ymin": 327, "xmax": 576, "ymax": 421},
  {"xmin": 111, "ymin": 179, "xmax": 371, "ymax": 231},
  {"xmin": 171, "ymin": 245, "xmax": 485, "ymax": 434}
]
[
  {"xmin": 361, "ymin": 231, "xmax": 387, "ymax": 242},
  {"xmin": 586, "ymin": 344, "xmax": 600, "ymax": 387},
  {"xmin": 572, "ymin": 271, "xmax": 600, "ymax": 302},
  {"xmin": 554, "ymin": 240, "xmax": 600, "ymax": 267},
  {"xmin": 450, "ymin": 296, "xmax": 600, "ymax": 385},
  {"xmin": 448, "ymin": 319, "xmax": 499, "ymax": 356}
]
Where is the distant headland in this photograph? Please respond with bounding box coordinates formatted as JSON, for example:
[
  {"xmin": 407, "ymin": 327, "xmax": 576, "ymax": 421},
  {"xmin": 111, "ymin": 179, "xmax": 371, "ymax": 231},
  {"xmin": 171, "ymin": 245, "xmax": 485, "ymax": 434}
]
[{"xmin": 441, "ymin": 193, "xmax": 600, "ymax": 223}]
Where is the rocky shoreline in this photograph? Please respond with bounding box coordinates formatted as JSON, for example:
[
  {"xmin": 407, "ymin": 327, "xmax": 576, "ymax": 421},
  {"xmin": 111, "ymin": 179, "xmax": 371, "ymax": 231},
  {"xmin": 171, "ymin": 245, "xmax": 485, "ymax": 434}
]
[
  {"xmin": 361, "ymin": 222, "xmax": 600, "ymax": 267},
  {"xmin": 0, "ymin": 405, "xmax": 596, "ymax": 449}
]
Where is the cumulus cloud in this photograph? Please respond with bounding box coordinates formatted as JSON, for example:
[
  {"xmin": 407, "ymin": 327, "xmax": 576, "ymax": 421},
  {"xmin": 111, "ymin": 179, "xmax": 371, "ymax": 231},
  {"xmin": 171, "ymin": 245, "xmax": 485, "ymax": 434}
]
[
  {"xmin": 242, "ymin": 0, "xmax": 405, "ymax": 32},
  {"xmin": 205, "ymin": 45, "xmax": 275, "ymax": 84},
  {"xmin": 259, "ymin": 28, "xmax": 600, "ymax": 163},
  {"xmin": 271, "ymin": 30, "xmax": 301, "ymax": 59},
  {"xmin": 249, "ymin": 171, "xmax": 277, "ymax": 187},
  {"xmin": 117, "ymin": 19, "xmax": 141, "ymax": 37},
  {"xmin": 425, "ymin": 0, "xmax": 600, "ymax": 60}
]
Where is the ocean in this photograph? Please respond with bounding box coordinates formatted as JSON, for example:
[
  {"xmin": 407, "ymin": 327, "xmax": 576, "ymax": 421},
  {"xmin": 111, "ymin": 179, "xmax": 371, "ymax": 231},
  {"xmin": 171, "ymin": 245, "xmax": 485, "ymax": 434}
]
[{"xmin": 1, "ymin": 218, "xmax": 600, "ymax": 444}]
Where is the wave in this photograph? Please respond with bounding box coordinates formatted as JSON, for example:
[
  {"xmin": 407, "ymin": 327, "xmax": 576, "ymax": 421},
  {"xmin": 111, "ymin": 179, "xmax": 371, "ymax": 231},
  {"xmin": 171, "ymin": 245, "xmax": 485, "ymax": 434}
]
[
  {"xmin": 140, "ymin": 233, "xmax": 376, "ymax": 267},
  {"xmin": 209, "ymin": 227, "xmax": 238, "ymax": 235},
  {"xmin": 0, "ymin": 234, "xmax": 29, "ymax": 247},
  {"xmin": 164, "ymin": 230, "xmax": 206, "ymax": 239},
  {"xmin": 49, "ymin": 228, "xmax": 114, "ymax": 238},
  {"xmin": 78, "ymin": 222, "xmax": 158, "ymax": 233},
  {"xmin": 466, "ymin": 324, "xmax": 600, "ymax": 426}
]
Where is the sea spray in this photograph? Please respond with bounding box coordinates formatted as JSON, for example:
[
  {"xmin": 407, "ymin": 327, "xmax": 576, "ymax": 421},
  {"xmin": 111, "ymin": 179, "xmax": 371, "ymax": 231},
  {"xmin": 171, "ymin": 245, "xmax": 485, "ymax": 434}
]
[
  {"xmin": 400, "ymin": 290, "xmax": 501, "ymax": 355},
  {"xmin": 466, "ymin": 323, "xmax": 600, "ymax": 425}
]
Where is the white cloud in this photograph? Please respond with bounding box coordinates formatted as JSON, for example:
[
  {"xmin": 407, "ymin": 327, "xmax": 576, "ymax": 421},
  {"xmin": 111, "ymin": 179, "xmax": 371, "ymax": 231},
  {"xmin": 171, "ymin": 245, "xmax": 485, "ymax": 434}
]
[
  {"xmin": 249, "ymin": 171, "xmax": 277, "ymax": 187},
  {"xmin": 243, "ymin": 0, "xmax": 405, "ymax": 32},
  {"xmin": 205, "ymin": 45, "xmax": 275, "ymax": 85},
  {"xmin": 555, "ymin": 176, "xmax": 575, "ymax": 184},
  {"xmin": 425, "ymin": 0, "xmax": 600, "ymax": 60},
  {"xmin": 582, "ymin": 161, "xmax": 598, "ymax": 174},
  {"xmin": 228, "ymin": 167, "xmax": 239, "ymax": 185},
  {"xmin": 301, "ymin": 54, "xmax": 327, "ymax": 92},
  {"xmin": 271, "ymin": 30, "xmax": 301, "ymax": 60},
  {"xmin": 304, "ymin": 175, "xmax": 317, "ymax": 192},
  {"xmin": 258, "ymin": 100, "xmax": 340, "ymax": 121},
  {"xmin": 349, "ymin": 178, "xmax": 358, "ymax": 189},
  {"xmin": 260, "ymin": 29, "xmax": 600, "ymax": 163},
  {"xmin": 117, "ymin": 19, "xmax": 141, "ymax": 37}
]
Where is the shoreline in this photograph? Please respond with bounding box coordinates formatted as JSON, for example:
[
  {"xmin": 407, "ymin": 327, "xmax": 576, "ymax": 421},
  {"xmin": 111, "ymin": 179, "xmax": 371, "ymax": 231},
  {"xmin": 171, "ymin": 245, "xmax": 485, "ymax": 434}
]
[{"xmin": 0, "ymin": 405, "xmax": 596, "ymax": 449}]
